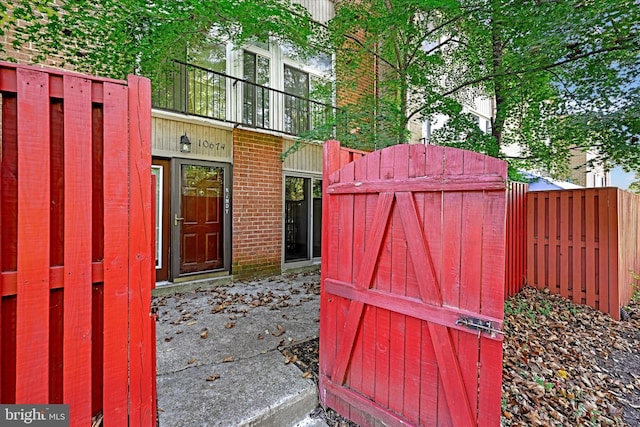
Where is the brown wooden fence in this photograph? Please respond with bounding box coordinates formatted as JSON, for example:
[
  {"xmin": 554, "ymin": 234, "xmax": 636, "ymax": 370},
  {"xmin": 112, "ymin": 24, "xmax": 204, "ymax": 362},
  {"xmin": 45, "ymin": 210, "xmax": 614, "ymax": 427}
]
[
  {"xmin": 0, "ymin": 62, "xmax": 156, "ymax": 426},
  {"xmin": 527, "ymin": 188, "xmax": 640, "ymax": 321},
  {"xmin": 505, "ymin": 181, "xmax": 528, "ymax": 297}
]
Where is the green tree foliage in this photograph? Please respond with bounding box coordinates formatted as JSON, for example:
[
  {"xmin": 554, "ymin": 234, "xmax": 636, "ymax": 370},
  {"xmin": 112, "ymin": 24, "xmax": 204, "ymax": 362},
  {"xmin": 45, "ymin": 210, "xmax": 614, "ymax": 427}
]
[
  {"xmin": 3, "ymin": 0, "xmax": 638, "ymax": 176},
  {"xmin": 323, "ymin": 0, "xmax": 640, "ymax": 176},
  {"xmin": 0, "ymin": 0, "xmax": 316, "ymax": 79},
  {"xmin": 629, "ymin": 171, "xmax": 640, "ymax": 194}
]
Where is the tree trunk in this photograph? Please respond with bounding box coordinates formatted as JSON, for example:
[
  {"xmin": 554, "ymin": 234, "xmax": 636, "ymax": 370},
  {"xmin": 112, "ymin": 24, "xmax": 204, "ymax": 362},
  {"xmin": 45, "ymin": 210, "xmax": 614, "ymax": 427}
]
[{"xmin": 491, "ymin": 5, "xmax": 506, "ymax": 150}]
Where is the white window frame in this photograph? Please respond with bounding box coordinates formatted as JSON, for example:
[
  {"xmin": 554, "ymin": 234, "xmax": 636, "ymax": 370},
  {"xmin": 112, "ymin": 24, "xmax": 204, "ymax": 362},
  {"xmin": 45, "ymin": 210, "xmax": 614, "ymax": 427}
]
[{"xmin": 151, "ymin": 165, "xmax": 163, "ymax": 269}]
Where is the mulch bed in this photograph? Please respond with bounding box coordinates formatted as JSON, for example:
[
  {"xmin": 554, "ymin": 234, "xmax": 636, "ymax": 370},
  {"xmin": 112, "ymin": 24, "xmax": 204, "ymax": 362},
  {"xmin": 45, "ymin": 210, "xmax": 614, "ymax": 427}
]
[{"xmin": 283, "ymin": 287, "xmax": 640, "ymax": 426}]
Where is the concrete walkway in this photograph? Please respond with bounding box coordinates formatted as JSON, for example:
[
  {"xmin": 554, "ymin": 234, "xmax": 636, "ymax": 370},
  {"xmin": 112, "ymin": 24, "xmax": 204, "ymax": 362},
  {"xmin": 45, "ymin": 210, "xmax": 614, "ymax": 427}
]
[{"xmin": 154, "ymin": 271, "xmax": 328, "ymax": 427}]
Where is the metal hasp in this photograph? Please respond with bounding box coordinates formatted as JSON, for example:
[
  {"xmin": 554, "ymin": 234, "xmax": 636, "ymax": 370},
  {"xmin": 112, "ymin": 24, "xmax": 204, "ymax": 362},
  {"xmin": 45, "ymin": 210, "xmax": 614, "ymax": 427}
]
[{"xmin": 456, "ymin": 317, "xmax": 504, "ymax": 338}]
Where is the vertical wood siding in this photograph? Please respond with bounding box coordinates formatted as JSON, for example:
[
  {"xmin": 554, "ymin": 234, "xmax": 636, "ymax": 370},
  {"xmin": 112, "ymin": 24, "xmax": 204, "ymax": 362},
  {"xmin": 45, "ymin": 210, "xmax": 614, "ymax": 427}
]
[
  {"xmin": 292, "ymin": 0, "xmax": 335, "ymax": 24},
  {"xmin": 151, "ymin": 111, "xmax": 233, "ymax": 161},
  {"xmin": 0, "ymin": 62, "xmax": 156, "ymax": 426},
  {"xmin": 282, "ymin": 139, "xmax": 323, "ymax": 173}
]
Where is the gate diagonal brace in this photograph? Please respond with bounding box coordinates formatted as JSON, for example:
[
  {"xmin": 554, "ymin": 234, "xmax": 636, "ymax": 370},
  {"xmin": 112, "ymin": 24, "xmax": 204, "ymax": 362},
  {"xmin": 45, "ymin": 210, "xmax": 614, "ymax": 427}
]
[{"xmin": 456, "ymin": 317, "xmax": 504, "ymax": 339}]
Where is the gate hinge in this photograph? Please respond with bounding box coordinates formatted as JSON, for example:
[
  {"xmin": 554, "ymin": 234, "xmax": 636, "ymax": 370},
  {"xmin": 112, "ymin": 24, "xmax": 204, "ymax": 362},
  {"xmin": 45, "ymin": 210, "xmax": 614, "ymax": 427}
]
[{"xmin": 456, "ymin": 317, "xmax": 504, "ymax": 338}]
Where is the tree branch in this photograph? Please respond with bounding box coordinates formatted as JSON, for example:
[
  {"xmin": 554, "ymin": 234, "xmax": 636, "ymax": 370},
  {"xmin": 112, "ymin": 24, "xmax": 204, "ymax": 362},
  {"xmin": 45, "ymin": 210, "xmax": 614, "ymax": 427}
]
[{"xmin": 407, "ymin": 37, "xmax": 638, "ymax": 122}]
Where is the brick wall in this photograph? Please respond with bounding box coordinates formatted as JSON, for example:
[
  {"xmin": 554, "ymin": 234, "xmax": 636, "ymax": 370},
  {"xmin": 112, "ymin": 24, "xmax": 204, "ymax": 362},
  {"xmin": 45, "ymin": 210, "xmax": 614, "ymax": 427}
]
[
  {"xmin": 335, "ymin": 32, "xmax": 376, "ymax": 107},
  {"xmin": 1, "ymin": 16, "xmax": 71, "ymax": 71},
  {"xmin": 232, "ymin": 129, "xmax": 283, "ymax": 279}
]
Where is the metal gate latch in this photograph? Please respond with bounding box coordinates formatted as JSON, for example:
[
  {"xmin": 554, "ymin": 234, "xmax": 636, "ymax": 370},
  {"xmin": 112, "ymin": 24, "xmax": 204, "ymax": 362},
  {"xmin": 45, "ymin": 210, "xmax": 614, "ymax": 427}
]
[{"xmin": 456, "ymin": 317, "xmax": 504, "ymax": 338}]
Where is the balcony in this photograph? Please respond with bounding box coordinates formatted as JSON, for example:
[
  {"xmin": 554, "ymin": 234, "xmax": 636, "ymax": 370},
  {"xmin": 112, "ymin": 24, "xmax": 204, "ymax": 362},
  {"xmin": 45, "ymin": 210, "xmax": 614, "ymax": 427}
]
[{"xmin": 152, "ymin": 60, "xmax": 340, "ymax": 137}]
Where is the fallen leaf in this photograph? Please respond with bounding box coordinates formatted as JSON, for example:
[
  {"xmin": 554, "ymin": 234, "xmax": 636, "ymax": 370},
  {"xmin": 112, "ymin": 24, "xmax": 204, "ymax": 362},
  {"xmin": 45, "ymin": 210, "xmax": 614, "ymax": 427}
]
[
  {"xmin": 225, "ymin": 322, "xmax": 235, "ymax": 329},
  {"xmin": 188, "ymin": 358, "xmax": 196, "ymax": 364},
  {"xmin": 187, "ymin": 321, "xmax": 197, "ymax": 326},
  {"xmin": 302, "ymin": 372, "xmax": 312, "ymax": 379},
  {"xmin": 282, "ymin": 350, "xmax": 298, "ymax": 365},
  {"xmin": 206, "ymin": 374, "xmax": 220, "ymax": 382},
  {"xmin": 200, "ymin": 328, "xmax": 209, "ymax": 339},
  {"xmin": 222, "ymin": 356, "xmax": 234, "ymax": 363},
  {"xmin": 272, "ymin": 324, "xmax": 286, "ymax": 337},
  {"xmin": 607, "ymin": 403, "xmax": 623, "ymax": 417}
]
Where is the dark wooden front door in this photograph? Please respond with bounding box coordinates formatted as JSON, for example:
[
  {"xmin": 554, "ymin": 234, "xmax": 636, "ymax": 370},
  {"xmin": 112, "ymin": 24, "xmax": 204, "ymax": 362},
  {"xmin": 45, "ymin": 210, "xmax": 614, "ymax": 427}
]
[{"xmin": 178, "ymin": 163, "xmax": 225, "ymax": 274}]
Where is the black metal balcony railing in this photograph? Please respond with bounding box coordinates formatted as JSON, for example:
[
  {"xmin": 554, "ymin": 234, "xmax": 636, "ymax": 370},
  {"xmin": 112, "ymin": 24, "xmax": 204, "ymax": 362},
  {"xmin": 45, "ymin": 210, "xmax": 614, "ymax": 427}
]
[{"xmin": 152, "ymin": 60, "xmax": 340, "ymax": 137}]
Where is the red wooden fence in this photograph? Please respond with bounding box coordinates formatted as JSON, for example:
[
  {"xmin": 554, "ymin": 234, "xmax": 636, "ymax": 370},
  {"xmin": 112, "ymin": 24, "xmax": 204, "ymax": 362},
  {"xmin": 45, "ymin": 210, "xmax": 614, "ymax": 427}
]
[
  {"xmin": 527, "ymin": 188, "xmax": 640, "ymax": 321},
  {"xmin": 321, "ymin": 140, "xmax": 507, "ymax": 426},
  {"xmin": 0, "ymin": 62, "xmax": 156, "ymax": 426},
  {"xmin": 505, "ymin": 181, "xmax": 528, "ymax": 297}
]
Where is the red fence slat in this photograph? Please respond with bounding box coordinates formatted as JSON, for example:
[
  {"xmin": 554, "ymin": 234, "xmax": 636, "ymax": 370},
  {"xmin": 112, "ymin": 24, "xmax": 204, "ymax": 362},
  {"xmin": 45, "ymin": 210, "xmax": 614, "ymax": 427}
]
[
  {"xmin": 608, "ymin": 193, "xmax": 620, "ymax": 317},
  {"xmin": 0, "ymin": 92, "xmax": 19, "ymax": 402},
  {"xmin": 15, "ymin": 68, "xmax": 51, "ymax": 403},
  {"xmin": 62, "ymin": 75, "xmax": 93, "ymax": 424},
  {"xmin": 102, "ymin": 81, "xmax": 130, "ymax": 426},
  {"xmin": 548, "ymin": 193, "xmax": 558, "ymax": 293},
  {"xmin": 127, "ymin": 74, "xmax": 156, "ymax": 427},
  {"xmin": 419, "ymin": 145, "xmax": 444, "ymax": 426},
  {"xmin": 0, "ymin": 145, "xmax": 2, "ymax": 397},
  {"xmin": 597, "ymin": 191, "xmax": 610, "ymax": 314},
  {"xmin": 478, "ymin": 156, "xmax": 508, "ymax": 426},
  {"xmin": 585, "ymin": 190, "xmax": 597, "ymax": 307}
]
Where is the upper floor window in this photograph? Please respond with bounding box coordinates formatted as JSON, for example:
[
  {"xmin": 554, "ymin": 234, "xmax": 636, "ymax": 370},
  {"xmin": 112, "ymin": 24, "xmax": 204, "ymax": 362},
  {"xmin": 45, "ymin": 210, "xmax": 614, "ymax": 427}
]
[
  {"xmin": 284, "ymin": 65, "xmax": 310, "ymax": 134},
  {"xmin": 188, "ymin": 42, "xmax": 227, "ymax": 117},
  {"xmin": 281, "ymin": 43, "xmax": 332, "ymax": 76},
  {"xmin": 243, "ymin": 51, "xmax": 271, "ymax": 127}
]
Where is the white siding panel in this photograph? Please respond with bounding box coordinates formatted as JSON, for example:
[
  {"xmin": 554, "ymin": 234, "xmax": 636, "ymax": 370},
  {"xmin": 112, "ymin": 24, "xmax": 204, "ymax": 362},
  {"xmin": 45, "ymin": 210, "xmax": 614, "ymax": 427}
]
[
  {"xmin": 152, "ymin": 110, "xmax": 233, "ymax": 162},
  {"xmin": 292, "ymin": 0, "xmax": 335, "ymax": 24},
  {"xmin": 282, "ymin": 139, "xmax": 323, "ymax": 173}
]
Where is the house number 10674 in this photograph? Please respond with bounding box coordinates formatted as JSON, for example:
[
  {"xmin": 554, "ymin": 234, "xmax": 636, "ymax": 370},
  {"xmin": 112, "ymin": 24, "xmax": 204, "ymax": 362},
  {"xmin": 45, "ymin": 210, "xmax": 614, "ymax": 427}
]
[{"xmin": 198, "ymin": 140, "xmax": 225, "ymax": 151}]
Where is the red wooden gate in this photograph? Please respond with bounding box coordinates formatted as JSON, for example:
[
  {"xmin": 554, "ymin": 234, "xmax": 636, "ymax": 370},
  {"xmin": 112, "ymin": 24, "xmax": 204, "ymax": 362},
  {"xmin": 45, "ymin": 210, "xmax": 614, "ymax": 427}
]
[
  {"xmin": 320, "ymin": 141, "xmax": 507, "ymax": 426},
  {"xmin": 0, "ymin": 62, "xmax": 155, "ymax": 426}
]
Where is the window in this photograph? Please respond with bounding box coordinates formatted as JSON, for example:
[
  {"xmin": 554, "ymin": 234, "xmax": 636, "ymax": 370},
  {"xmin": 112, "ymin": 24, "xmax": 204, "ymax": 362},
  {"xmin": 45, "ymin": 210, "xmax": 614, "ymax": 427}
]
[
  {"xmin": 281, "ymin": 44, "xmax": 334, "ymax": 134},
  {"xmin": 485, "ymin": 119, "xmax": 492, "ymax": 134},
  {"xmin": 243, "ymin": 51, "xmax": 271, "ymax": 127},
  {"xmin": 188, "ymin": 42, "xmax": 227, "ymax": 118},
  {"xmin": 281, "ymin": 44, "xmax": 332, "ymax": 75},
  {"xmin": 284, "ymin": 65, "xmax": 310, "ymax": 134},
  {"xmin": 423, "ymin": 119, "xmax": 432, "ymax": 142}
]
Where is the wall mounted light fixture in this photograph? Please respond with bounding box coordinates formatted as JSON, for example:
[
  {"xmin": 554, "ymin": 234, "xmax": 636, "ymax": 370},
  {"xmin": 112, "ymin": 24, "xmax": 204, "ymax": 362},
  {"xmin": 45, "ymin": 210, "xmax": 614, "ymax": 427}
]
[{"xmin": 180, "ymin": 133, "xmax": 191, "ymax": 153}]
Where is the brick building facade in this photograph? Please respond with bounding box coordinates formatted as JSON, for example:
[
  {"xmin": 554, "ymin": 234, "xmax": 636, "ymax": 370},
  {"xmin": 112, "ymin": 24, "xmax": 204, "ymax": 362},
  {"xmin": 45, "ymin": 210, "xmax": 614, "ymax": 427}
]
[
  {"xmin": 232, "ymin": 130, "xmax": 284, "ymax": 278},
  {"xmin": 1, "ymin": 1, "xmax": 337, "ymax": 284}
]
